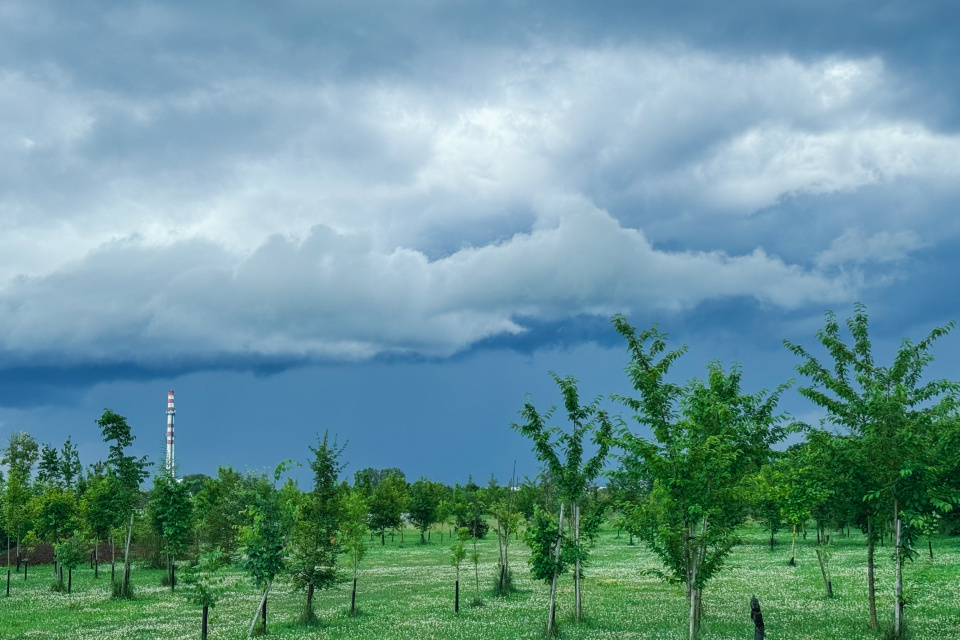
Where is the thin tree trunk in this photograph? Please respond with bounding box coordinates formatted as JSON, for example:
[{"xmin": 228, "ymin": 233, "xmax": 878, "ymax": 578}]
[
  {"xmin": 248, "ymin": 581, "xmax": 271, "ymax": 637},
  {"xmin": 350, "ymin": 576, "xmax": 357, "ymax": 614},
  {"xmin": 94, "ymin": 543, "xmax": 99, "ymax": 579},
  {"xmin": 789, "ymin": 524, "xmax": 797, "ymax": 566},
  {"xmin": 455, "ymin": 579, "xmax": 459, "ymax": 613},
  {"xmin": 307, "ymin": 582, "xmax": 314, "ymax": 615},
  {"xmin": 547, "ymin": 502, "xmax": 565, "ymax": 635},
  {"xmin": 687, "ymin": 519, "xmax": 697, "ymax": 640},
  {"xmin": 574, "ymin": 502, "xmax": 582, "ymax": 622},
  {"xmin": 202, "ymin": 604, "xmax": 209, "ymax": 640},
  {"xmin": 867, "ymin": 519, "xmax": 878, "ymax": 629},
  {"xmin": 68, "ymin": 568, "xmax": 72, "ymax": 594},
  {"xmin": 815, "ymin": 548, "xmax": 832, "ymax": 597},
  {"xmin": 894, "ymin": 500, "xmax": 903, "ymax": 638},
  {"xmin": 928, "ymin": 539, "xmax": 933, "ymax": 559},
  {"xmin": 122, "ymin": 511, "xmax": 134, "ymax": 592}
]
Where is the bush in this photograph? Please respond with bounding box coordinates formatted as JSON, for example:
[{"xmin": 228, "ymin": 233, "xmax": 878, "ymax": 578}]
[
  {"xmin": 111, "ymin": 579, "xmax": 134, "ymax": 600},
  {"xmin": 492, "ymin": 567, "xmax": 517, "ymax": 597}
]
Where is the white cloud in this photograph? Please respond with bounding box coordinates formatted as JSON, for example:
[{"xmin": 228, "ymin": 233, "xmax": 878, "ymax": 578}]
[
  {"xmin": 816, "ymin": 228, "xmax": 926, "ymax": 268},
  {"xmin": 649, "ymin": 124, "xmax": 960, "ymax": 213},
  {"xmin": 0, "ymin": 204, "xmax": 849, "ymax": 364},
  {"xmin": 0, "ymin": 41, "xmax": 955, "ymax": 366}
]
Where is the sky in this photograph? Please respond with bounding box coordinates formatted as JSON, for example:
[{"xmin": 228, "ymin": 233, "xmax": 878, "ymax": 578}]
[{"xmin": 1, "ymin": 0, "xmax": 959, "ymax": 486}]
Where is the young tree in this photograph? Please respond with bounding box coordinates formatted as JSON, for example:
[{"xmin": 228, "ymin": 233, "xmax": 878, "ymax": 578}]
[
  {"xmin": 489, "ymin": 491, "xmax": 522, "ymax": 595},
  {"xmin": 748, "ymin": 463, "xmax": 786, "ymax": 551},
  {"xmin": 182, "ymin": 549, "xmax": 227, "ymax": 640},
  {"xmin": 28, "ymin": 485, "xmax": 77, "ymax": 588},
  {"xmin": 2, "ymin": 432, "xmax": 39, "ymax": 571},
  {"xmin": 449, "ymin": 526, "xmax": 469, "ymax": 613},
  {"xmin": 60, "ymin": 438, "xmax": 82, "ymax": 491},
  {"xmin": 340, "ymin": 489, "xmax": 368, "ymax": 615},
  {"xmin": 97, "ymin": 410, "xmax": 150, "ymax": 599},
  {"xmin": 194, "ymin": 466, "xmax": 249, "ymax": 557},
  {"xmin": 289, "ymin": 432, "xmax": 345, "ymax": 625},
  {"xmin": 53, "ymin": 536, "xmax": 87, "ymax": 594},
  {"xmin": 613, "ymin": 316, "xmax": 791, "ymax": 640},
  {"xmin": 368, "ymin": 472, "xmax": 407, "ymax": 546},
  {"xmin": 241, "ymin": 462, "xmax": 298, "ymax": 637},
  {"xmin": 785, "ymin": 304, "xmax": 959, "ymax": 636},
  {"xmin": 80, "ymin": 472, "xmax": 115, "ymax": 579},
  {"xmin": 408, "ymin": 477, "xmax": 442, "ymax": 544},
  {"xmin": 778, "ymin": 448, "xmax": 830, "ymax": 567},
  {"xmin": 149, "ymin": 468, "xmax": 194, "ymax": 591},
  {"xmin": 36, "ymin": 444, "xmax": 62, "ymax": 488},
  {"xmin": 511, "ymin": 372, "xmax": 614, "ymax": 633}
]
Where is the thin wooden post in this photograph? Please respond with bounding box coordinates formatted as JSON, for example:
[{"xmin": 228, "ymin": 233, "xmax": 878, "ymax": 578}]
[
  {"xmin": 350, "ymin": 577, "xmax": 357, "ymax": 614},
  {"xmin": 750, "ymin": 596, "xmax": 765, "ymax": 640},
  {"xmin": 547, "ymin": 502, "xmax": 565, "ymax": 635},
  {"xmin": 247, "ymin": 581, "xmax": 271, "ymax": 637},
  {"xmin": 455, "ymin": 579, "xmax": 459, "ymax": 613}
]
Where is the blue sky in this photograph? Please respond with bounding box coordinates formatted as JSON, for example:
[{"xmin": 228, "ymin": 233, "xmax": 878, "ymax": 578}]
[{"xmin": 1, "ymin": 1, "xmax": 959, "ymax": 485}]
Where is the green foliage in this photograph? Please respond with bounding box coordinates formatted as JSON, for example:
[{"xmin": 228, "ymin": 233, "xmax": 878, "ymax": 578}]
[
  {"xmin": 96, "ymin": 410, "xmax": 150, "ymax": 523},
  {"xmin": 240, "ymin": 463, "xmax": 298, "ymax": 589},
  {"xmin": 449, "ymin": 526, "xmax": 469, "ymax": 581},
  {"xmin": 368, "ymin": 472, "xmax": 408, "ymax": 543},
  {"xmin": 408, "ymin": 477, "xmax": 445, "ymax": 542},
  {"xmin": 613, "ymin": 315, "xmax": 791, "ymax": 637},
  {"xmin": 341, "ymin": 489, "xmax": 369, "ymax": 576},
  {"xmin": 451, "ymin": 480, "xmax": 489, "ymax": 539},
  {"xmin": 524, "ymin": 506, "xmax": 568, "ymax": 584},
  {"xmin": 2, "ymin": 432, "xmax": 39, "ymax": 480},
  {"xmin": 181, "ymin": 549, "xmax": 227, "ymax": 608},
  {"xmin": 784, "ymin": 304, "xmax": 960, "ymax": 544},
  {"xmin": 37, "ymin": 444, "xmax": 62, "ymax": 488},
  {"xmin": 54, "ymin": 536, "xmax": 88, "ymax": 572},
  {"xmin": 148, "ymin": 469, "xmax": 194, "ymax": 559},
  {"xmin": 194, "ymin": 466, "xmax": 258, "ymax": 557},
  {"xmin": 289, "ymin": 432, "xmax": 346, "ymax": 601},
  {"xmin": 81, "ymin": 473, "xmax": 120, "ymax": 543},
  {"xmin": 60, "ymin": 438, "xmax": 82, "ymax": 491},
  {"xmin": 29, "ymin": 486, "xmax": 77, "ymax": 544}
]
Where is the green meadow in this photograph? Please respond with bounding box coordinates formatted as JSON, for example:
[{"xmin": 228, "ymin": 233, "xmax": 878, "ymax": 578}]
[{"xmin": 1, "ymin": 523, "xmax": 958, "ymax": 640}]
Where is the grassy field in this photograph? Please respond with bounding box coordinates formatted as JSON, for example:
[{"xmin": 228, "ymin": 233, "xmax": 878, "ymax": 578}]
[{"xmin": 0, "ymin": 524, "xmax": 958, "ymax": 639}]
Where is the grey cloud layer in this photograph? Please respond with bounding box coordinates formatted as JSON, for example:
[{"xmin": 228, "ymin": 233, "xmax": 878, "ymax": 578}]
[
  {"xmin": 0, "ymin": 2, "xmax": 955, "ymax": 367},
  {"xmin": 0, "ymin": 204, "xmax": 849, "ymax": 364}
]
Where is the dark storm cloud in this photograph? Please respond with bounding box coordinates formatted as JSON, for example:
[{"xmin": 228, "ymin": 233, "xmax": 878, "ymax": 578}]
[{"xmin": 0, "ymin": 0, "xmax": 957, "ymax": 391}]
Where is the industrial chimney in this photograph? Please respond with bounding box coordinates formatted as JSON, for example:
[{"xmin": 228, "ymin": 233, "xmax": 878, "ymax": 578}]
[{"xmin": 166, "ymin": 390, "xmax": 176, "ymax": 477}]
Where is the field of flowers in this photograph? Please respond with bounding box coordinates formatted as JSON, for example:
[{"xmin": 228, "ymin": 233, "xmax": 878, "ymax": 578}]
[{"xmin": 1, "ymin": 524, "xmax": 958, "ymax": 639}]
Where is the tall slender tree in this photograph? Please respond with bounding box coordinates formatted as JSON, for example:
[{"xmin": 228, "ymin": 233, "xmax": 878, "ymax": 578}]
[
  {"xmin": 511, "ymin": 372, "xmax": 614, "ymax": 634},
  {"xmin": 149, "ymin": 468, "xmax": 194, "ymax": 590},
  {"xmin": 785, "ymin": 304, "xmax": 959, "ymax": 636},
  {"xmin": 96, "ymin": 410, "xmax": 150, "ymax": 598},
  {"xmin": 340, "ymin": 489, "xmax": 368, "ymax": 615},
  {"xmin": 613, "ymin": 315, "xmax": 791, "ymax": 640},
  {"xmin": 289, "ymin": 432, "xmax": 345, "ymax": 625},
  {"xmin": 2, "ymin": 432, "xmax": 38, "ymax": 571}
]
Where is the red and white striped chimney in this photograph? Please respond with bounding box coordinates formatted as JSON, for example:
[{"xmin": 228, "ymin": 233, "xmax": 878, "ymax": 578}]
[{"xmin": 166, "ymin": 390, "xmax": 176, "ymax": 476}]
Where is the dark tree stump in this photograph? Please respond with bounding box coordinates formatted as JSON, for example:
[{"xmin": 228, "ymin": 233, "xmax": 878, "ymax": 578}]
[{"xmin": 750, "ymin": 596, "xmax": 765, "ymax": 640}]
